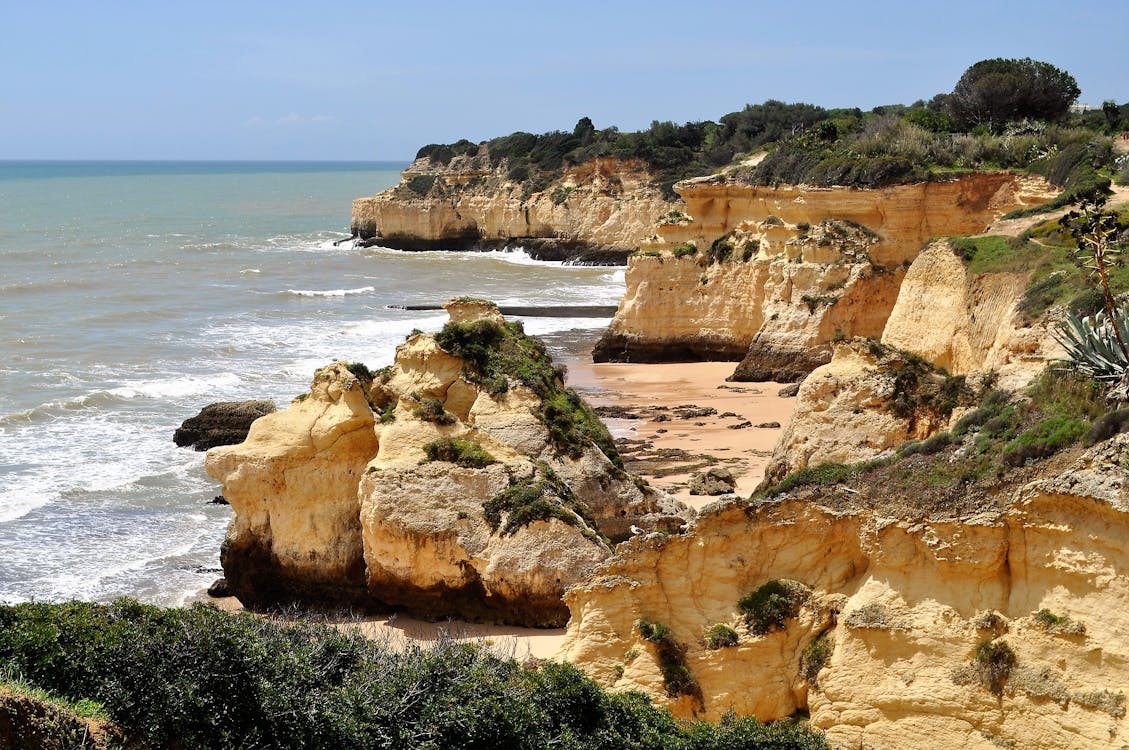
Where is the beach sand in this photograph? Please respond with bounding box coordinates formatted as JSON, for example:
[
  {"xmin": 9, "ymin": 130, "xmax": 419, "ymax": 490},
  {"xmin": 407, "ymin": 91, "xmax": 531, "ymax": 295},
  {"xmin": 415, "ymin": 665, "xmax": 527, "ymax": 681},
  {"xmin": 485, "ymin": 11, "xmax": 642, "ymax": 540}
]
[{"xmin": 204, "ymin": 329, "xmax": 798, "ymax": 657}]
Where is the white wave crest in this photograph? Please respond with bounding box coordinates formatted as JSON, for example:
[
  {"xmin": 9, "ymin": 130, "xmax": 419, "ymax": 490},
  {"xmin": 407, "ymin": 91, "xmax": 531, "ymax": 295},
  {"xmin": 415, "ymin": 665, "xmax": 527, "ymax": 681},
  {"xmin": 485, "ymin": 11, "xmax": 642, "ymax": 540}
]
[
  {"xmin": 108, "ymin": 372, "xmax": 243, "ymax": 400},
  {"xmin": 284, "ymin": 286, "xmax": 375, "ymax": 298}
]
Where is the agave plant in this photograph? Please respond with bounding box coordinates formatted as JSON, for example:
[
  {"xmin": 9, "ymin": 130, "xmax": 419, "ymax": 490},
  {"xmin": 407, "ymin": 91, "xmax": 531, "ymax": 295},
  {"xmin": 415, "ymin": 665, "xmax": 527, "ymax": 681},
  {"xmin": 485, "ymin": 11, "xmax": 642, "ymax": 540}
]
[{"xmin": 1054, "ymin": 309, "xmax": 1129, "ymax": 386}]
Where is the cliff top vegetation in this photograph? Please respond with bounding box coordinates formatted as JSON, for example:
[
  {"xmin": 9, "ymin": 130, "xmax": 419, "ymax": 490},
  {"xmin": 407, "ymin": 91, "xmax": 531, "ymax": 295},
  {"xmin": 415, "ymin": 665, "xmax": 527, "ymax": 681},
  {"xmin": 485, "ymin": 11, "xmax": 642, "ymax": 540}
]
[{"xmin": 412, "ymin": 59, "xmax": 1128, "ymax": 199}]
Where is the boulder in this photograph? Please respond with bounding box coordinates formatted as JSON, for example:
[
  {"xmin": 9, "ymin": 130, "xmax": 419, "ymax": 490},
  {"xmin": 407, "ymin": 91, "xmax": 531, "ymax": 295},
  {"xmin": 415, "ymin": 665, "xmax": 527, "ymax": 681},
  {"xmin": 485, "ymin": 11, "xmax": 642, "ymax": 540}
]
[
  {"xmin": 174, "ymin": 400, "xmax": 276, "ymax": 451},
  {"xmin": 689, "ymin": 467, "xmax": 737, "ymax": 496}
]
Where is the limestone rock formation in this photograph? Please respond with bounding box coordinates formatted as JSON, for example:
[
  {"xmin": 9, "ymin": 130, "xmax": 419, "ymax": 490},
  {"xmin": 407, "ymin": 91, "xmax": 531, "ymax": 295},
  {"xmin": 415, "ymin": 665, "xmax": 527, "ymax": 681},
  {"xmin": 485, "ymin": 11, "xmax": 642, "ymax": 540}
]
[
  {"xmin": 206, "ymin": 300, "xmax": 678, "ymax": 625},
  {"xmin": 351, "ymin": 156, "xmax": 676, "ymax": 263},
  {"xmin": 764, "ymin": 240, "xmax": 1062, "ymax": 480},
  {"xmin": 688, "ymin": 467, "xmax": 737, "ymax": 496},
  {"xmin": 559, "ymin": 434, "xmax": 1129, "ymax": 749},
  {"xmin": 594, "ymin": 173, "xmax": 1055, "ymax": 379},
  {"xmin": 173, "ymin": 400, "xmax": 276, "ymax": 451}
]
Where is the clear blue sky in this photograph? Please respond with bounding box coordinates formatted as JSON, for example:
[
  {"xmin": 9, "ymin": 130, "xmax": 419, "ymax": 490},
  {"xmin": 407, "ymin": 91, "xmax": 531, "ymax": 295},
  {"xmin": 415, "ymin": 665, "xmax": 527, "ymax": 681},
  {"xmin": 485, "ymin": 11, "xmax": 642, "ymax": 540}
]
[{"xmin": 4, "ymin": 0, "xmax": 1125, "ymax": 160}]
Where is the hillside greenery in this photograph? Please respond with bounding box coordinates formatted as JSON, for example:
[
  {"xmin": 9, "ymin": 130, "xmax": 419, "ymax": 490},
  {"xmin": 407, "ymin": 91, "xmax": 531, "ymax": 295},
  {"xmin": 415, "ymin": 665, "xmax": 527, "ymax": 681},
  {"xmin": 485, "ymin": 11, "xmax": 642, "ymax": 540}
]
[
  {"xmin": 0, "ymin": 600, "xmax": 828, "ymax": 750},
  {"xmin": 413, "ymin": 59, "xmax": 1127, "ymax": 198}
]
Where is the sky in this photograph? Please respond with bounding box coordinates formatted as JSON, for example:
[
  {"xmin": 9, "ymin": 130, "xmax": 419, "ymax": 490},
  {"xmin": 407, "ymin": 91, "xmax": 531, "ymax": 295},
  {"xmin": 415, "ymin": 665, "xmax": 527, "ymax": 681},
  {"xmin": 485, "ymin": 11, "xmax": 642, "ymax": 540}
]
[{"xmin": 3, "ymin": 0, "xmax": 1126, "ymax": 161}]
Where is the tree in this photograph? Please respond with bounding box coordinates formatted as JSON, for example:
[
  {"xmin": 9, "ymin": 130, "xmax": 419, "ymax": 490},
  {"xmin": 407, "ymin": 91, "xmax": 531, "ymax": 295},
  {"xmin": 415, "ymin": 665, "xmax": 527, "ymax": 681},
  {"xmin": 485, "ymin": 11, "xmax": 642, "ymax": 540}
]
[{"xmin": 946, "ymin": 58, "xmax": 1080, "ymax": 131}]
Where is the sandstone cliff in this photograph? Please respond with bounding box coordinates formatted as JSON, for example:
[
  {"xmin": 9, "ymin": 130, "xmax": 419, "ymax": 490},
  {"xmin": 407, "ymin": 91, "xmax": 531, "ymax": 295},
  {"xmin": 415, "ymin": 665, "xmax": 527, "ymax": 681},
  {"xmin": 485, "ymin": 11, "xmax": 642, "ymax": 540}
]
[
  {"xmin": 765, "ymin": 240, "xmax": 1061, "ymax": 479},
  {"xmin": 559, "ymin": 435, "xmax": 1129, "ymax": 749},
  {"xmin": 594, "ymin": 173, "xmax": 1056, "ymax": 379},
  {"xmin": 206, "ymin": 300, "xmax": 681, "ymax": 625},
  {"xmin": 351, "ymin": 156, "xmax": 676, "ymax": 263}
]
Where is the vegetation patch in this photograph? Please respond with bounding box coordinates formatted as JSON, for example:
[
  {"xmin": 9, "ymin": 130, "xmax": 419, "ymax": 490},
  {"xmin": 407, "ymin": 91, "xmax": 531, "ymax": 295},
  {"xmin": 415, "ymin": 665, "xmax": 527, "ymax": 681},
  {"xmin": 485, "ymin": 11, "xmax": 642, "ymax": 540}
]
[
  {"xmin": 800, "ymin": 633, "xmax": 833, "ymax": 687},
  {"xmin": 413, "ymin": 397, "xmax": 457, "ymax": 425},
  {"xmin": 1032, "ymin": 609, "xmax": 1086, "ymax": 636},
  {"xmin": 975, "ymin": 640, "xmax": 1017, "ymax": 696},
  {"xmin": 483, "ymin": 462, "xmax": 595, "ymax": 537},
  {"xmin": 704, "ymin": 624, "xmax": 739, "ymax": 650},
  {"xmin": 636, "ymin": 619, "xmax": 700, "ymax": 700},
  {"xmin": 0, "ymin": 600, "xmax": 827, "ymax": 749},
  {"xmin": 738, "ymin": 580, "xmax": 810, "ymax": 636},
  {"xmin": 435, "ymin": 318, "xmax": 621, "ymax": 467},
  {"xmin": 671, "ymin": 242, "xmax": 698, "ymax": 258},
  {"xmin": 422, "ymin": 438, "xmax": 497, "ymax": 469}
]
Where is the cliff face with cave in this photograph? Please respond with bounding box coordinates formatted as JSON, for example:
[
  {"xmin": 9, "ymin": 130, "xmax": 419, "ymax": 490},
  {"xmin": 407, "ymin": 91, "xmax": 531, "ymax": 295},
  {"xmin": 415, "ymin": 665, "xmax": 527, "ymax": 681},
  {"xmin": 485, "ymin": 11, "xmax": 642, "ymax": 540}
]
[
  {"xmin": 351, "ymin": 156, "xmax": 676, "ymax": 263},
  {"xmin": 205, "ymin": 301, "xmax": 683, "ymax": 626},
  {"xmin": 594, "ymin": 173, "xmax": 1056, "ymax": 380},
  {"xmin": 560, "ymin": 434, "xmax": 1129, "ymax": 749}
]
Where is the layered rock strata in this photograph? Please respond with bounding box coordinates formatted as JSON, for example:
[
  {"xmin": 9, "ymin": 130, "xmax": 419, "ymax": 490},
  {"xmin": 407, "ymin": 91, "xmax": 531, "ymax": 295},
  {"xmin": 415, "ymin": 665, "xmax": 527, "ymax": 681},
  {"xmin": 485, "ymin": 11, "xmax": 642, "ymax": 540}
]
[
  {"xmin": 351, "ymin": 156, "xmax": 675, "ymax": 263},
  {"xmin": 595, "ymin": 173, "xmax": 1055, "ymax": 378},
  {"xmin": 559, "ymin": 434, "xmax": 1129, "ymax": 749},
  {"xmin": 206, "ymin": 301, "xmax": 679, "ymax": 625}
]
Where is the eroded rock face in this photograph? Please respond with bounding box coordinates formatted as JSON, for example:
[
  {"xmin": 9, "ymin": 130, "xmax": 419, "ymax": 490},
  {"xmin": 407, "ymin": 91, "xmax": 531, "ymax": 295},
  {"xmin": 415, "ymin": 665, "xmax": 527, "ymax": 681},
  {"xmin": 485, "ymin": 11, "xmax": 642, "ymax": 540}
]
[
  {"xmin": 351, "ymin": 156, "xmax": 675, "ymax": 262},
  {"xmin": 595, "ymin": 173, "xmax": 1054, "ymax": 377},
  {"xmin": 204, "ymin": 364, "xmax": 376, "ymax": 607},
  {"xmin": 764, "ymin": 240, "xmax": 1062, "ymax": 480},
  {"xmin": 560, "ymin": 435, "xmax": 1129, "ymax": 749},
  {"xmin": 206, "ymin": 301, "xmax": 677, "ymax": 625}
]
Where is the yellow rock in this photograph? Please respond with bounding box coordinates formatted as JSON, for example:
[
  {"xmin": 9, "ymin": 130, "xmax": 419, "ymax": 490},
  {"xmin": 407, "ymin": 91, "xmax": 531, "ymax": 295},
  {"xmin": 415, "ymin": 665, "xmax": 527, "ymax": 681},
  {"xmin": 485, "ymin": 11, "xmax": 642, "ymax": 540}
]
[{"xmin": 560, "ymin": 435, "xmax": 1129, "ymax": 748}]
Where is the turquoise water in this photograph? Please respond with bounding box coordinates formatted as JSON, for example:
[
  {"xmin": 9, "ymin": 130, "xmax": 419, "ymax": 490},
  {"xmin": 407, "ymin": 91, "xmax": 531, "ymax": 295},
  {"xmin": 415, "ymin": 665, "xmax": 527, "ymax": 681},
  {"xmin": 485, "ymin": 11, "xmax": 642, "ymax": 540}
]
[{"xmin": 0, "ymin": 161, "xmax": 624, "ymax": 605}]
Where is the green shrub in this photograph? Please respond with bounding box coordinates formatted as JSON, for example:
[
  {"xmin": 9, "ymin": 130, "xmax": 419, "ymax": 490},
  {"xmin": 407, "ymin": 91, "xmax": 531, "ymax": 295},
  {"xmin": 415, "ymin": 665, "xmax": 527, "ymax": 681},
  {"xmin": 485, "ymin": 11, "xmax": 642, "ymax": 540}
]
[
  {"xmin": 0, "ymin": 600, "xmax": 828, "ymax": 749},
  {"xmin": 378, "ymin": 402, "xmax": 396, "ymax": 424},
  {"xmin": 1084, "ymin": 408, "xmax": 1129, "ymax": 445},
  {"xmin": 550, "ymin": 185, "xmax": 574, "ymax": 205},
  {"xmin": 975, "ymin": 640, "xmax": 1017, "ymax": 696},
  {"xmin": 405, "ymin": 174, "xmax": 437, "ymax": 196},
  {"xmin": 1002, "ymin": 413, "xmax": 1089, "ymax": 466},
  {"xmin": 422, "ymin": 438, "xmax": 497, "ymax": 468},
  {"xmin": 671, "ymin": 242, "xmax": 698, "ymax": 258},
  {"xmin": 739, "ymin": 580, "xmax": 809, "ymax": 636},
  {"xmin": 801, "ymin": 633, "xmax": 832, "ymax": 686},
  {"xmin": 635, "ymin": 620, "xmax": 700, "ymax": 700},
  {"xmin": 483, "ymin": 462, "xmax": 596, "ymax": 537},
  {"xmin": 704, "ymin": 624, "xmax": 739, "ymax": 650},
  {"xmin": 413, "ymin": 397, "xmax": 457, "ymax": 425},
  {"xmin": 741, "ymin": 239, "xmax": 759, "ymax": 261},
  {"xmin": 345, "ymin": 361, "xmax": 374, "ymax": 382}
]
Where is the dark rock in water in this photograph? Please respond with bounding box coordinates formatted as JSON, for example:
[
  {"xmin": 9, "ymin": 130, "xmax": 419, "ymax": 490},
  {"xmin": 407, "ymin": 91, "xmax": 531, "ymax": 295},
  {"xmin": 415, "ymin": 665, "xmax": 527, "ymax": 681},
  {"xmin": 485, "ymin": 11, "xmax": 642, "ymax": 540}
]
[
  {"xmin": 689, "ymin": 467, "xmax": 737, "ymax": 496},
  {"xmin": 755, "ymin": 421, "xmax": 781, "ymax": 429},
  {"xmin": 778, "ymin": 383, "xmax": 802, "ymax": 398},
  {"xmin": 209, "ymin": 495, "xmax": 229, "ymax": 505},
  {"xmin": 174, "ymin": 401, "xmax": 276, "ymax": 451},
  {"xmin": 207, "ymin": 578, "xmax": 232, "ymax": 598}
]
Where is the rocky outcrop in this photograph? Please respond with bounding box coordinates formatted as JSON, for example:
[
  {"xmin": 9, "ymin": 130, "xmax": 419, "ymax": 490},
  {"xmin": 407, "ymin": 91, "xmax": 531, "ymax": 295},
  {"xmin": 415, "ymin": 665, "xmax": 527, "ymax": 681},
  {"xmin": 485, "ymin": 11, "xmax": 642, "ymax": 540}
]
[
  {"xmin": 764, "ymin": 241, "xmax": 1062, "ymax": 480},
  {"xmin": 0, "ymin": 686, "xmax": 125, "ymax": 750},
  {"xmin": 173, "ymin": 400, "xmax": 276, "ymax": 451},
  {"xmin": 206, "ymin": 301, "xmax": 680, "ymax": 625},
  {"xmin": 351, "ymin": 156, "xmax": 676, "ymax": 263},
  {"xmin": 559, "ymin": 434, "xmax": 1129, "ymax": 749},
  {"xmin": 594, "ymin": 174, "xmax": 1055, "ymax": 378}
]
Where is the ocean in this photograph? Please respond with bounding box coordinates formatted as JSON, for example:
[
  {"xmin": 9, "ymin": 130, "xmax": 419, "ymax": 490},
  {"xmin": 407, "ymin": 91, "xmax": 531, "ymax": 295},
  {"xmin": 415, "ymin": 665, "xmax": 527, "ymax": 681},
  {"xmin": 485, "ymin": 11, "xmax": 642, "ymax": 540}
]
[{"xmin": 0, "ymin": 161, "xmax": 625, "ymax": 606}]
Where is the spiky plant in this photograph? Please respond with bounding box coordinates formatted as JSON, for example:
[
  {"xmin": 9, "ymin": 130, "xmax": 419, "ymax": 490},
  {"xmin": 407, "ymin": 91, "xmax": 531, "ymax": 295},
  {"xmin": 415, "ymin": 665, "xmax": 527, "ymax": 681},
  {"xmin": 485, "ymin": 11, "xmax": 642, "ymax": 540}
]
[
  {"xmin": 1054, "ymin": 310, "xmax": 1129, "ymax": 396},
  {"xmin": 1060, "ymin": 198, "xmax": 1127, "ymax": 359}
]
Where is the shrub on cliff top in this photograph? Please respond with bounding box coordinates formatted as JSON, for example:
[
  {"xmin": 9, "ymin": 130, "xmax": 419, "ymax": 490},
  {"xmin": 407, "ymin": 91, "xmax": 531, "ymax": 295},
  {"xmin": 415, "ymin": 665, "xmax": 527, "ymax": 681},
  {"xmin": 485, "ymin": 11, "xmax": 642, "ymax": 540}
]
[{"xmin": 0, "ymin": 600, "xmax": 828, "ymax": 749}]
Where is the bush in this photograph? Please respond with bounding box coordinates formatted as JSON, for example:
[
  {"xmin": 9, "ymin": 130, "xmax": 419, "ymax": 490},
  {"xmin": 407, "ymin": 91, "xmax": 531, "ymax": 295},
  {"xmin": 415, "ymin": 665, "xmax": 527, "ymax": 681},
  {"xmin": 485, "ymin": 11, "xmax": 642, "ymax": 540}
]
[
  {"xmin": 422, "ymin": 438, "xmax": 497, "ymax": 468},
  {"xmin": 405, "ymin": 174, "xmax": 437, "ymax": 196},
  {"xmin": 413, "ymin": 397, "xmax": 457, "ymax": 425},
  {"xmin": 636, "ymin": 620, "xmax": 700, "ymax": 700},
  {"xmin": 671, "ymin": 242, "xmax": 698, "ymax": 258},
  {"xmin": 0, "ymin": 600, "xmax": 828, "ymax": 749},
  {"xmin": 1084, "ymin": 408, "xmax": 1129, "ymax": 445},
  {"xmin": 801, "ymin": 633, "xmax": 832, "ymax": 686},
  {"xmin": 704, "ymin": 624, "xmax": 739, "ymax": 650},
  {"xmin": 738, "ymin": 580, "xmax": 809, "ymax": 636},
  {"xmin": 483, "ymin": 462, "xmax": 596, "ymax": 537},
  {"xmin": 975, "ymin": 640, "xmax": 1017, "ymax": 696}
]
